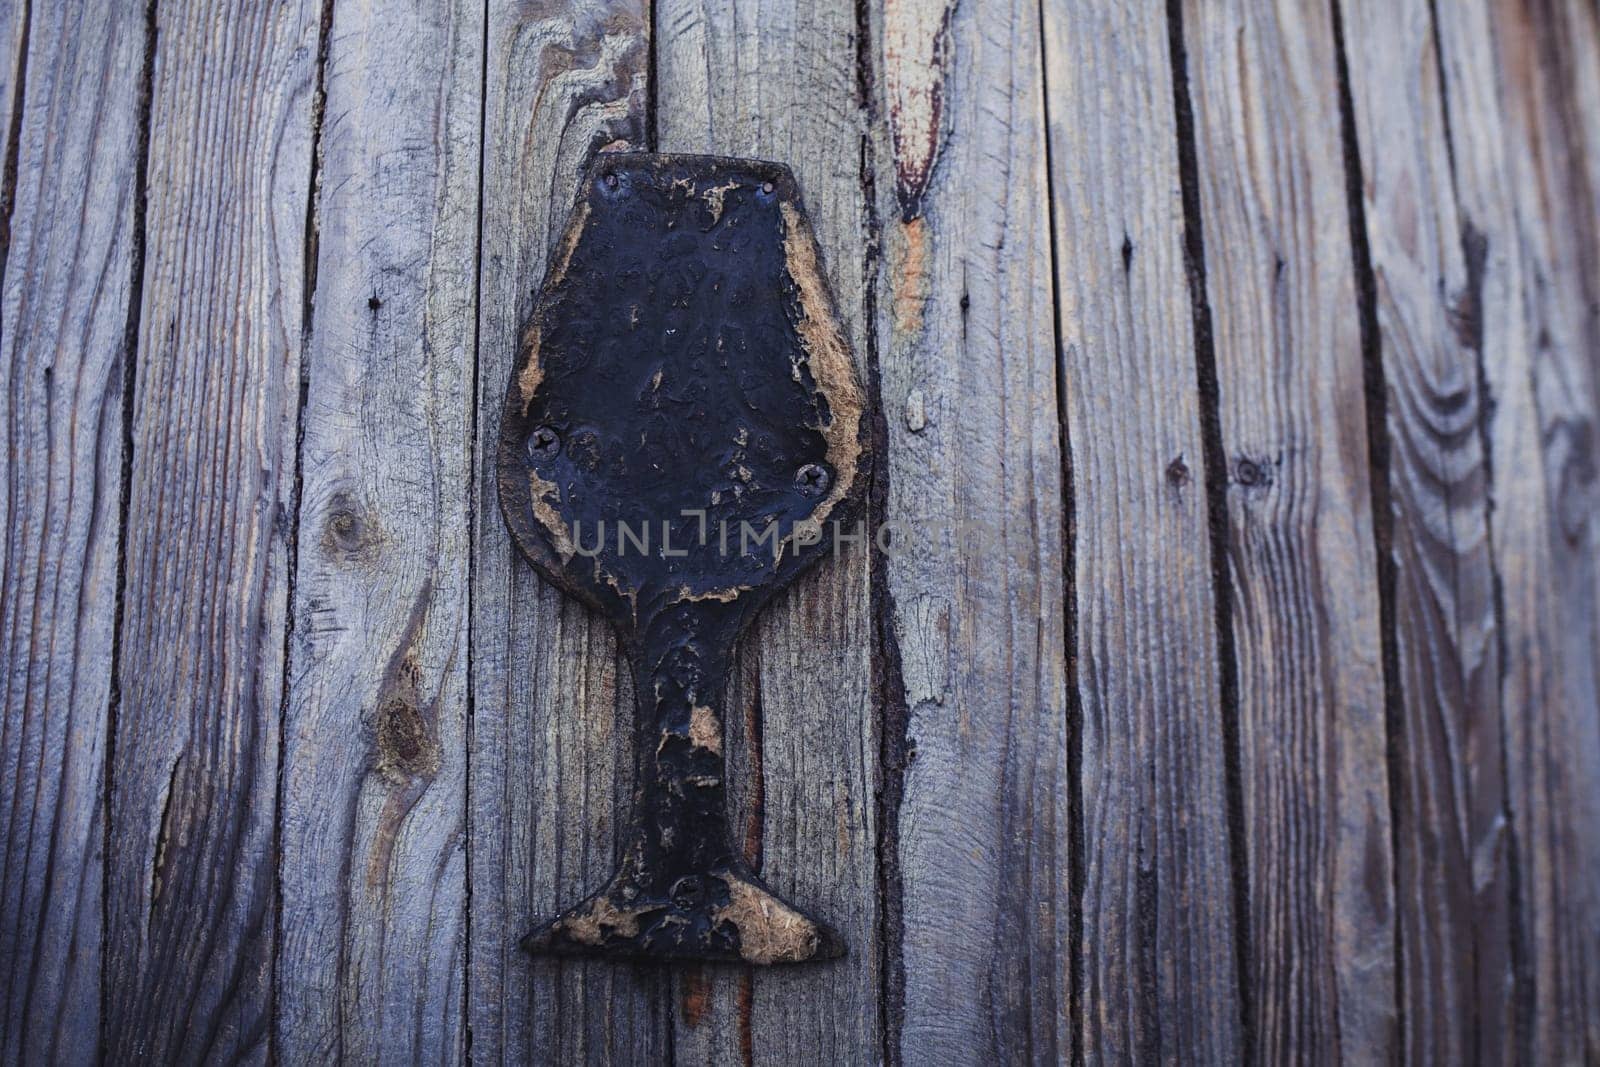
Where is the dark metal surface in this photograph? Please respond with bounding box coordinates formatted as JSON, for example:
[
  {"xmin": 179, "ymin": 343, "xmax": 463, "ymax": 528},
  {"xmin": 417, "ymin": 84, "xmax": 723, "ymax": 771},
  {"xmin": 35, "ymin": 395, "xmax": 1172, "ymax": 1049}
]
[{"xmin": 497, "ymin": 153, "xmax": 869, "ymax": 964}]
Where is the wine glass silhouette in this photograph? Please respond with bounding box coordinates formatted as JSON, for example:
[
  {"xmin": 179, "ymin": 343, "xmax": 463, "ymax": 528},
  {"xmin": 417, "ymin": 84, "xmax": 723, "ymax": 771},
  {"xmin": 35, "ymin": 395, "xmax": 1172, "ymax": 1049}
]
[{"xmin": 497, "ymin": 153, "xmax": 868, "ymax": 963}]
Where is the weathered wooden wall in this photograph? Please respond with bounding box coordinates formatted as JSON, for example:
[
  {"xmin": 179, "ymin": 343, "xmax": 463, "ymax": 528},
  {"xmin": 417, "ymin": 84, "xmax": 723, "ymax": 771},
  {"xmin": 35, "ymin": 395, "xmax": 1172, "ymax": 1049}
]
[{"xmin": 2, "ymin": 0, "xmax": 1598, "ymax": 1063}]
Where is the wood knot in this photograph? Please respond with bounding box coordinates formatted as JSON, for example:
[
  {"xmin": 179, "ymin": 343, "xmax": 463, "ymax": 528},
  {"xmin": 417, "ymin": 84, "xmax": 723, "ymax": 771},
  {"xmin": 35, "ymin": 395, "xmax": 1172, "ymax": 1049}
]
[
  {"xmin": 373, "ymin": 582, "xmax": 439, "ymax": 782},
  {"xmin": 376, "ymin": 658, "xmax": 438, "ymax": 782},
  {"xmin": 1166, "ymin": 455, "xmax": 1190, "ymax": 488},
  {"xmin": 321, "ymin": 492, "xmax": 383, "ymax": 562},
  {"xmin": 378, "ymin": 692, "xmax": 434, "ymax": 776}
]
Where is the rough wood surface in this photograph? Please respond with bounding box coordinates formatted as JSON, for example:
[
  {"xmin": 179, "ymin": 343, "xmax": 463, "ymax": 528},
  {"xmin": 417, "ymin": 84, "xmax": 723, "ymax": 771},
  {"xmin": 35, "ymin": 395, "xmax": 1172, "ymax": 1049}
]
[
  {"xmin": 2, "ymin": 1, "xmax": 1600, "ymax": 1062},
  {"xmin": 467, "ymin": 2, "xmax": 663, "ymax": 1062},
  {"xmin": 274, "ymin": 0, "xmax": 480, "ymax": 1061},
  {"xmin": 0, "ymin": 0, "xmax": 24, "ymax": 221},
  {"xmin": 104, "ymin": 2, "xmax": 321, "ymax": 1061},
  {"xmin": 0, "ymin": 4, "xmax": 143, "ymax": 1062},
  {"xmin": 1041, "ymin": 2, "xmax": 1242, "ymax": 1060},
  {"xmin": 1339, "ymin": 1, "xmax": 1519, "ymax": 1060},
  {"xmin": 875, "ymin": 0, "xmax": 1073, "ymax": 1061},
  {"xmin": 1466, "ymin": 0, "xmax": 1600, "ymax": 1060},
  {"xmin": 1178, "ymin": 1, "xmax": 1394, "ymax": 1060},
  {"xmin": 653, "ymin": 0, "xmax": 879, "ymax": 1057}
]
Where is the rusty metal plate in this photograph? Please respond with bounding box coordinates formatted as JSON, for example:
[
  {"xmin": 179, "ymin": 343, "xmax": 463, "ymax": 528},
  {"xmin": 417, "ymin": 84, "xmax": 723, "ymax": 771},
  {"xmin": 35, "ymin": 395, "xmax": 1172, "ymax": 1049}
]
[{"xmin": 497, "ymin": 153, "xmax": 870, "ymax": 964}]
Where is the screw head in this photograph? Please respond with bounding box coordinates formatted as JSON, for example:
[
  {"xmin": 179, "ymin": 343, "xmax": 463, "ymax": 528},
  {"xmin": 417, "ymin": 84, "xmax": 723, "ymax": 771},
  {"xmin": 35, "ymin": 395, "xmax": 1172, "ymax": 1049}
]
[
  {"xmin": 1235, "ymin": 457, "xmax": 1268, "ymax": 488},
  {"xmin": 795, "ymin": 463, "xmax": 830, "ymax": 496},
  {"xmin": 760, "ymin": 180, "xmax": 775, "ymax": 195},
  {"xmin": 670, "ymin": 875, "xmax": 706, "ymax": 909},
  {"xmin": 603, "ymin": 172, "xmax": 618, "ymax": 189},
  {"xmin": 528, "ymin": 425, "xmax": 561, "ymax": 459}
]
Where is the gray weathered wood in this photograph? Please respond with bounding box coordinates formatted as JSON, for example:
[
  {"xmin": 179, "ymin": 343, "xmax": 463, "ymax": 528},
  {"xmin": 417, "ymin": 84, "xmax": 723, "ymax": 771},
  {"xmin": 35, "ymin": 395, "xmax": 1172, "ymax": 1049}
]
[
  {"xmin": 1179, "ymin": 0, "xmax": 1395, "ymax": 1059},
  {"xmin": 873, "ymin": 0, "xmax": 1073, "ymax": 1060},
  {"xmin": 0, "ymin": 0, "xmax": 24, "ymax": 219},
  {"xmin": 1470, "ymin": 0, "xmax": 1600, "ymax": 1059},
  {"xmin": 1041, "ymin": 1, "xmax": 1243, "ymax": 1060},
  {"xmin": 0, "ymin": 4, "xmax": 143, "ymax": 1062},
  {"xmin": 273, "ymin": 0, "xmax": 481, "ymax": 1061},
  {"xmin": 2, "ymin": 2, "xmax": 1600, "ymax": 1061},
  {"xmin": 467, "ymin": 2, "xmax": 665, "ymax": 1062},
  {"xmin": 654, "ymin": 0, "xmax": 879, "ymax": 1060},
  {"xmin": 1340, "ymin": 1, "xmax": 1520, "ymax": 1059},
  {"xmin": 104, "ymin": 2, "xmax": 321, "ymax": 1061}
]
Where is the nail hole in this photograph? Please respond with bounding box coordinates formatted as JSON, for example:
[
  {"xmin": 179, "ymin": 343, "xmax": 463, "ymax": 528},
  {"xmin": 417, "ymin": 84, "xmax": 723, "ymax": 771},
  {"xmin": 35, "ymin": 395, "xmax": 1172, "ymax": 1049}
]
[{"xmin": 1234, "ymin": 456, "xmax": 1272, "ymax": 488}]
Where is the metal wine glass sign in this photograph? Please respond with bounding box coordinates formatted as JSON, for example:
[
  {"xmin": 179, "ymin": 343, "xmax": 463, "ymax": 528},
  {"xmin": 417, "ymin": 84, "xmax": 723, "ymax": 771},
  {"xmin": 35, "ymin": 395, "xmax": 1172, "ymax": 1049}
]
[{"xmin": 496, "ymin": 153, "xmax": 869, "ymax": 964}]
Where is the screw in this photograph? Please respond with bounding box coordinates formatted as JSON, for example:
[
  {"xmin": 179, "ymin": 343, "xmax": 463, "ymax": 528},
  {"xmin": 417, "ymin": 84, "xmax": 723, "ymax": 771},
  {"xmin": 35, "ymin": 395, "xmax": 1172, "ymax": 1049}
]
[
  {"xmin": 528, "ymin": 425, "xmax": 561, "ymax": 459},
  {"xmin": 760, "ymin": 180, "xmax": 775, "ymax": 195},
  {"xmin": 1235, "ymin": 457, "xmax": 1270, "ymax": 488},
  {"xmin": 603, "ymin": 172, "xmax": 618, "ymax": 189},
  {"xmin": 795, "ymin": 463, "xmax": 830, "ymax": 496},
  {"xmin": 670, "ymin": 875, "xmax": 705, "ymax": 909}
]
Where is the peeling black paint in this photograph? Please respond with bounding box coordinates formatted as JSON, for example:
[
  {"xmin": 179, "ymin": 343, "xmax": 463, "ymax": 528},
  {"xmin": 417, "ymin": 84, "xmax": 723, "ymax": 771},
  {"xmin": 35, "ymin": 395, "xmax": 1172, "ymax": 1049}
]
[{"xmin": 498, "ymin": 154, "xmax": 869, "ymax": 964}]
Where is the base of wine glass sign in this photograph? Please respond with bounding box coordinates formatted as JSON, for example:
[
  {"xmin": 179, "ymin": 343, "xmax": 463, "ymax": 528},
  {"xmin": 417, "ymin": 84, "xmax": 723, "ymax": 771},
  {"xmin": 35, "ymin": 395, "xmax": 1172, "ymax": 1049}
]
[{"xmin": 497, "ymin": 153, "xmax": 869, "ymax": 964}]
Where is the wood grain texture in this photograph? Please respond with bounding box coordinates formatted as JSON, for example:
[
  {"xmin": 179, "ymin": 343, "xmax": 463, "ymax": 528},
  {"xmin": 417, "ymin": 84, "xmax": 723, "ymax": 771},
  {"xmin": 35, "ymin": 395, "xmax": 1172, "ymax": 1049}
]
[
  {"xmin": 103, "ymin": 1, "xmax": 321, "ymax": 1061},
  {"xmin": 0, "ymin": 0, "xmax": 24, "ymax": 237},
  {"xmin": 467, "ymin": 1, "xmax": 664, "ymax": 1062},
  {"xmin": 0, "ymin": 4, "xmax": 143, "ymax": 1062},
  {"xmin": 2, "ymin": 1, "xmax": 1600, "ymax": 1060},
  {"xmin": 273, "ymin": 0, "xmax": 480, "ymax": 1061},
  {"xmin": 1340, "ymin": 1, "xmax": 1523, "ymax": 1061},
  {"xmin": 1471, "ymin": 0, "xmax": 1600, "ymax": 1059},
  {"xmin": 1178, "ymin": 0, "xmax": 1395, "ymax": 1060},
  {"xmin": 1041, "ymin": 1, "xmax": 1242, "ymax": 1060},
  {"xmin": 873, "ymin": 0, "xmax": 1072, "ymax": 1060},
  {"xmin": 653, "ymin": 0, "xmax": 878, "ymax": 1057}
]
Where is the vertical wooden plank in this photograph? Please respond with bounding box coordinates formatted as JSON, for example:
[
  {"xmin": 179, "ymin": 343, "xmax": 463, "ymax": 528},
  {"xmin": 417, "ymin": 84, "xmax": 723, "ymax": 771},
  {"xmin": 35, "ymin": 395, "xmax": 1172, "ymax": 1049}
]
[
  {"xmin": 274, "ymin": 1, "xmax": 481, "ymax": 1062},
  {"xmin": 1338, "ymin": 0, "xmax": 1517, "ymax": 1060},
  {"xmin": 1471, "ymin": 0, "xmax": 1600, "ymax": 1059},
  {"xmin": 468, "ymin": 3, "xmax": 662, "ymax": 1062},
  {"xmin": 1040, "ymin": 2, "xmax": 1243, "ymax": 1061},
  {"xmin": 0, "ymin": 0, "xmax": 24, "ymax": 210},
  {"xmin": 104, "ymin": 2, "xmax": 321, "ymax": 1061},
  {"xmin": 653, "ymin": 0, "xmax": 878, "ymax": 1061},
  {"xmin": 1178, "ymin": 0, "xmax": 1395, "ymax": 1060},
  {"xmin": 874, "ymin": 0, "xmax": 1072, "ymax": 1060},
  {"xmin": 1564, "ymin": 0, "xmax": 1600, "ymax": 252},
  {"xmin": 1557, "ymin": 1, "xmax": 1600, "ymax": 727},
  {"xmin": 0, "ymin": 4, "xmax": 143, "ymax": 1062}
]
